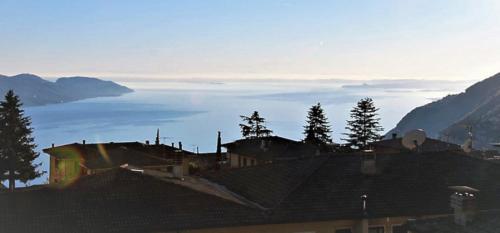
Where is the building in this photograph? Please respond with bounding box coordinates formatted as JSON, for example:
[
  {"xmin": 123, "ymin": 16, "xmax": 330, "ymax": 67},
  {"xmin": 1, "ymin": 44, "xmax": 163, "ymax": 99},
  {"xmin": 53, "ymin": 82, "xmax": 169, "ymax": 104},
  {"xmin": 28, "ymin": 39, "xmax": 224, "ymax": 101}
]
[
  {"xmin": 223, "ymin": 136, "xmax": 320, "ymax": 168},
  {"xmin": 3, "ymin": 150, "xmax": 500, "ymax": 232},
  {"xmin": 43, "ymin": 138, "xmax": 193, "ymax": 185}
]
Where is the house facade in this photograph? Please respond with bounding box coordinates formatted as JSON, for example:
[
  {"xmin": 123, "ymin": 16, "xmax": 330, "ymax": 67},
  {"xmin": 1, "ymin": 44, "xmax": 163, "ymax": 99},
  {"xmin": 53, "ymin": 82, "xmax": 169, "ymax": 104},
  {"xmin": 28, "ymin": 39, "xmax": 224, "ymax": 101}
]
[{"xmin": 223, "ymin": 136, "xmax": 320, "ymax": 168}]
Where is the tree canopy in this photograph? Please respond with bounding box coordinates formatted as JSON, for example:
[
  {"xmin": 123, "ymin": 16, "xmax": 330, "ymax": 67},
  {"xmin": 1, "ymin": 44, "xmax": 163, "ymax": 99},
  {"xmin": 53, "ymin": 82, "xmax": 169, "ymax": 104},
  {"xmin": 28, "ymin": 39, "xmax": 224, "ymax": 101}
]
[
  {"xmin": 343, "ymin": 98, "xmax": 383, "ymax": 150},
  {"xmin": 0, "ymin": 90, "xmax": 43, "ymax": 191},
  {"xmin": 303, "ymin": 103, "xmax": 332, "ymax": 145},
  {"xmin": 239, "ymin": 111, "xmax": 273, "ymax": 138}
]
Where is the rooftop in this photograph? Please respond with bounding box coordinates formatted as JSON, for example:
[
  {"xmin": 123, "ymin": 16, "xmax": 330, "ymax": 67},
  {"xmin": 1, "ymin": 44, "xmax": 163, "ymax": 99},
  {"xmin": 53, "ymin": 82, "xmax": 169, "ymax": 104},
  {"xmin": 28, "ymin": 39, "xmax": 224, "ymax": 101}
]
[
  {"xmin": 203, "ymin": 151, "xmax": 500, "ymax": 223},
  {"xmin": 43, "ymin": 142, "xmax": 192, "ymax": 169},
  {"xmin": 3, "ymin": 150, "xmax": 500, "ymax": 232},
  {"xmin": 0, "ymin": 168, "xmax": 264, "ymax": 233},
  {"xmin": 222, "ymin": 136, "xmax": 319, "ymax": 160},
  {"xmin": 371, "ymin": 137, "xmax": 462, "ymax": 153}
]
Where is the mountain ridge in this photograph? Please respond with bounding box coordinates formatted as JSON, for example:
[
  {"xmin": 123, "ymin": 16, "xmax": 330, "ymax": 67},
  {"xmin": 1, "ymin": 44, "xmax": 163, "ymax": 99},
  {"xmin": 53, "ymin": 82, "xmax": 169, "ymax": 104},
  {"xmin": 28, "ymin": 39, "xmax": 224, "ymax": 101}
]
[
  {"xmin": 0, "ymin": 73, "xmax": 133, "ymax": 106},
  {"xmin": 387, "ymin": 72, "xmax": 500, "ymax": 149}
]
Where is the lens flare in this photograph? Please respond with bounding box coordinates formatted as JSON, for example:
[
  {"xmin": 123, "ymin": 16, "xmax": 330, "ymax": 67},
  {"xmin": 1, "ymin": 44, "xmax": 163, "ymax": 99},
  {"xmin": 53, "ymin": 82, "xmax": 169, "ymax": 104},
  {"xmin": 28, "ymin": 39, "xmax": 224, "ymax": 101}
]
[
  {"xmin": 97, "ymin": 144, "xmax": 112, "ymax": 165},
  {"xmin": 53, "ymin": 146, "xmax": 83, "ymax": 188}
]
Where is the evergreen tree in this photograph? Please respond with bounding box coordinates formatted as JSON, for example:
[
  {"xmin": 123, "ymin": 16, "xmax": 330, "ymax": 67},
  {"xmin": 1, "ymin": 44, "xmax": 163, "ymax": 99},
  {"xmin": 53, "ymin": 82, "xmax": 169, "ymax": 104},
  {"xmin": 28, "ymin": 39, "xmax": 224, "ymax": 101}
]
[
  {"xmin": 303, "ymin": 103, "xmax": 332, "ymax": 144},
  {"xmin": 0, "ymin": 90, "xmax": 43, "ymax": 191},
  {"xmin": 239, "ymin": 111, "xmax": 273, "ymax": 138},
  {"xmin": 343, "ymin": 98, "xmax": 383, "ymax": 149}
]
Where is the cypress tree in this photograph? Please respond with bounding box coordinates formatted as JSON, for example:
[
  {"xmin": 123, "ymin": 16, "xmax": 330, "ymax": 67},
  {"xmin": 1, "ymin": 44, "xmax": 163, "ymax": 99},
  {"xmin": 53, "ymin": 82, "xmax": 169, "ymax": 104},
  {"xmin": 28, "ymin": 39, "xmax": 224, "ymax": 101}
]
[
  {"xmin": 303, "ymin": 103, "xmax": 332, "ymax": 144},
  {"xmin": 239, "ymin": 111, "xmax": 273, "ymax": 138},
  {"xmin": 343, "ymin": 98, "xmax": 383, "ymax": 149},
  {"xmin": 0, "ymin": 90, "xmax": 43, "ymax": 191}
]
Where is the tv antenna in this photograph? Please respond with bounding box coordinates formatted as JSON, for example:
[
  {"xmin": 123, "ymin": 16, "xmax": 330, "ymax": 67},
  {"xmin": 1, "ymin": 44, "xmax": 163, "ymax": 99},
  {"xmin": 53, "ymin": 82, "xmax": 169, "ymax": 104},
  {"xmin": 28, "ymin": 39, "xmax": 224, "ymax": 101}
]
[{"xmin": 402, "ymin": 129, "xmax": 427, "ymax": 150}]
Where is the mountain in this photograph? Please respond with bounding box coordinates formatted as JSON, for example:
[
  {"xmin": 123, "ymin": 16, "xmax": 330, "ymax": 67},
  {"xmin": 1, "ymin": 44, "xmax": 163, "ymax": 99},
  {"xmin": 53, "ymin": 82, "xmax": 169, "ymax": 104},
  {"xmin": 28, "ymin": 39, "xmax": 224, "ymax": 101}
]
[
  {"xmin": 387, "ymin": 73, "xmax": 500, "ymax": 149},
  {"xmin": 0, "ymin": 74, "xmax": 133, "ymax": 106}
]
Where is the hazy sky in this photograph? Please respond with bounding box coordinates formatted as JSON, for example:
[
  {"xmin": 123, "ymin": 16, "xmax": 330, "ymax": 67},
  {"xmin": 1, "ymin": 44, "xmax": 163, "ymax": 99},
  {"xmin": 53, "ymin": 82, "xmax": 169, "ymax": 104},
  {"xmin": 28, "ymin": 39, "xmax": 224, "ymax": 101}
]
[{"xmin": 1, "ymin": 0, "xmax": 499, "ymax": 80}]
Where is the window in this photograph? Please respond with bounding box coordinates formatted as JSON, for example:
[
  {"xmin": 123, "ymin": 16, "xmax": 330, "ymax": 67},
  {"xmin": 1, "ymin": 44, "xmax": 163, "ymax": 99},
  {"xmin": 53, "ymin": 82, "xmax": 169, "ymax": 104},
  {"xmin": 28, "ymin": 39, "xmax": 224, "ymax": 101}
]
[
  {"xmin": 243, "ymin": 158, "xmax": 247, "ymax": 167},
  {"xmin": 335, "ymin": 228, "xmax": 352, "ymax": 233},
  {"xmin": 251, "ymin": 159, "xmax": 255, "ymax": 166},
  {"xmin": 392, "ymin": 225, "xmax": 405, "ymax": 233},
  {"xmin": 369, "ymin": 226, "xmax": 384, "ymax": 233}
]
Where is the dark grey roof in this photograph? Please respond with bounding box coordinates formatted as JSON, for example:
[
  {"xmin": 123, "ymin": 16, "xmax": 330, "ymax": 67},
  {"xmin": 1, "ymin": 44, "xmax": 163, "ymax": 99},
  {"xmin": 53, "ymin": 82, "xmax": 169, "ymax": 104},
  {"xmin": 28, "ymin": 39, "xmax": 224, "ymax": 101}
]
[
  {"xmin": 0, "ymin": 169, "xmax": 265, "ymax": 233},
  {"xmin": 371, "ymin": 137, "xmax": 462, "ymax": 152},
  {"xmin": 203, "ymin": 157, "xmax": 328, "ymax": 208},
  {"xmin": 204, "ymin": 152, "xmax": 500, "ymax": 223},
  {"xmin": 406, "ymin": 211, "xmax": 500, "ymax": 233},
  {"xmin": 4, "ymin": 151, "xmax": 500, "ymax": 232}
]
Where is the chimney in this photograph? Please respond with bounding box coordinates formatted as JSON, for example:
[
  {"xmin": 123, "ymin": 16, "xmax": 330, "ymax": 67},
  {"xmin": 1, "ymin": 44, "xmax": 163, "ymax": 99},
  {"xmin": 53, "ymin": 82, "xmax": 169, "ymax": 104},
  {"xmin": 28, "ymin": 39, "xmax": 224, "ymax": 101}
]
[
  {"xmin": 52, "ymin": 143, "xmax": 55, "ymax": 148},
  {"xmin": 82, "ymin": 140, "xmax": 86, "ymax": 145},
  {"xmin": 449, "ymin": 186, "xmax": 479, "ymax": 226},
  {"xmin": 178, "ymin": 142, "xmax": 183, "ymax": 150},
  {"xmin": 392, "ymin": 133, "xmax": 397, "ymax": 139},
  {"xmin": 171, "ymin": 142, "xmax": 175, "ymax": 148},
  {"xmin": 215, "ymin": 131, "xmax": 222, "ymax": 170},
  {"xmin": 145, "ymin": 140, "xmax": 150, "ymax": 145},
  {"xmin": 155, "ymin": 129, "xmax": 160, "ymax": 146},
  {"xmin": 361, "ymin": 150, "xmax": 376, "ymax": 175}
]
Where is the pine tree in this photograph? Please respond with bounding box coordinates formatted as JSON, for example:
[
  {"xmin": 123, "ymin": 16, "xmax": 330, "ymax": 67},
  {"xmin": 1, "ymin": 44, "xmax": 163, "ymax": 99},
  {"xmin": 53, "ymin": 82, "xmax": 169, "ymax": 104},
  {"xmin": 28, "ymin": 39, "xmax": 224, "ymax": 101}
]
[
  {"xmin": 343, "ymin": 98, "xmax": 383, "ymax": 150},
  {"xmin": 239, "ymin": 111, "xmax": 273, "ymax": 138},
  {"xmin": 0, "ymin": 90, "xmax": 43, "ymax": 191},
  {"xmin": 303, "ymin": 103, "xmax": 332, "ymax": 144}
]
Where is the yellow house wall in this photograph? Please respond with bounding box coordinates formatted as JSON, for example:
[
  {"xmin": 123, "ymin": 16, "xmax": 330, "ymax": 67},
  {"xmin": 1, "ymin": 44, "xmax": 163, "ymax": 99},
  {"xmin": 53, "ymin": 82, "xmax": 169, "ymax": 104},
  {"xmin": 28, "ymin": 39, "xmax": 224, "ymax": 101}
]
[
  {"xmin": 48, "ymin": 157, "xmax": 81, "ymax": 185},
  {"xmin": 168, "ymin": 216, "xmax": 416, "ymax": 233},
  {"xmin": 49, "ymin": 156, "xmax": 56, "ymax": 184},
  {"xmin": 229, "ymin": 153, "xmax": 258, "ymax": 168}
]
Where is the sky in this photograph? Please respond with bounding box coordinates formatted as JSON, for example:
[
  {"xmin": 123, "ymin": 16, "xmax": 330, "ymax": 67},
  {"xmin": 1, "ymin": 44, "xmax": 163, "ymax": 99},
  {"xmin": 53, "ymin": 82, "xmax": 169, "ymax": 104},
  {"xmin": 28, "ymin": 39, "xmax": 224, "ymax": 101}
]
[{"xmin": 1, "ymin": 0, "xmax": 500, "ymax": 81}]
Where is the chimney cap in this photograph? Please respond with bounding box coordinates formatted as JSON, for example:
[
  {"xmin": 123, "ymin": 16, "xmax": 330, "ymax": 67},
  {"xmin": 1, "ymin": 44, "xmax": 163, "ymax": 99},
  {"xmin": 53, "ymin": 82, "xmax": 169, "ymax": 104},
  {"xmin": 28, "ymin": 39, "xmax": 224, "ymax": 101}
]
[{"xmin": 449, "ymin": 186, "xmax": 480, "ymax": 193}]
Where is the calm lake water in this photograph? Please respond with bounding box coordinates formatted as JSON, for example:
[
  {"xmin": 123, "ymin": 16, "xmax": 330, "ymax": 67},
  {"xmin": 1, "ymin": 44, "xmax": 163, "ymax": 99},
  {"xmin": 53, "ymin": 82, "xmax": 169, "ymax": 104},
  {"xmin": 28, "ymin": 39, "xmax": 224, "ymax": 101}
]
[{"xmin": 19, "ymin": 78, "xmax": 473, "ymax": 185}]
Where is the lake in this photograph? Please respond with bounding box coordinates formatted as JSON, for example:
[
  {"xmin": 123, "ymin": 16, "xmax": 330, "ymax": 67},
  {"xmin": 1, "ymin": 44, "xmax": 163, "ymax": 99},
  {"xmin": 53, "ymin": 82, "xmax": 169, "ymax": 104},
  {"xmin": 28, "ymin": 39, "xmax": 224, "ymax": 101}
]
[{"xmin": 19, "ymin": 78, "xmax": 473, "ymax": 185}]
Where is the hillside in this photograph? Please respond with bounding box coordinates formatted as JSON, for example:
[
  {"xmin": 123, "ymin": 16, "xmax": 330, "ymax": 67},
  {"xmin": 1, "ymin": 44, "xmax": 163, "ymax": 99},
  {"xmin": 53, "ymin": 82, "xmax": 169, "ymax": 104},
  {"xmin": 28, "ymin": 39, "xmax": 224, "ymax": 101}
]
[
  {"xmin": 0, "ymin": 74, "xmax": 133, "ymax": 106},
  {"xmin": 387, "ymin": 73, "xmax": 500, "ymax": 149}
]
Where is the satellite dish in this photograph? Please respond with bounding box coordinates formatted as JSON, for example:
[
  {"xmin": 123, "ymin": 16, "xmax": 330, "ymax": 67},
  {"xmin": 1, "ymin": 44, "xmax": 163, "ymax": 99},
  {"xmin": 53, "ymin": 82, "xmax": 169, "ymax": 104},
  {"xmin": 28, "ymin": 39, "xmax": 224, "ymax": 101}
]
[
  {"xmin": 402, "ymin": 129, "xmax": 427, "ymax": 150},
  {"xmin": 462, "ymin": 138, "xmax": 472, "ymax": 153}
]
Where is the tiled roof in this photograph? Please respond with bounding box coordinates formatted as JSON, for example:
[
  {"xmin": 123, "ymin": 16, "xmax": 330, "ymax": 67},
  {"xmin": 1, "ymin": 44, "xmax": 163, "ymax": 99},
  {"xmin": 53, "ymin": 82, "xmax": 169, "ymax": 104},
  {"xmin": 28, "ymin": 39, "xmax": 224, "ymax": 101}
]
[
  {"xmin": 4, "ymin": 150, "xmax": 500, "ymax": 232},
  {"xmin": 204, "ymin": 152, "xmax": 500, "ymax": 223},
  {"xmin": 406, "ymin": 211, "xmax": 500, "ymax": 233},
  {"xmin": 371, "ymin": 137, "xmax": 462, "ymax": 152},
  {"xmin": 222, "ymin": 136, "xmax": 318, "ymax": 160},
  {"xmin": 202, "ymin": 157, "xmax": 328, "ymax": 208},
  {"xmin": 0, "ymin": 169, "xmax": 265, "ymax": 233}
]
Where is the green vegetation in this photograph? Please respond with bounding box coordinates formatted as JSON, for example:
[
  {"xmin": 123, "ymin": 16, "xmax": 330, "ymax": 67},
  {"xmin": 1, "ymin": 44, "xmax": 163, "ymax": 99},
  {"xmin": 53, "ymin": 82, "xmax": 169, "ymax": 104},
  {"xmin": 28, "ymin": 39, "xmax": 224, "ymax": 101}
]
[{"xmin": 0, "ymin": 90, "xmax": 43, "ymax": 191}]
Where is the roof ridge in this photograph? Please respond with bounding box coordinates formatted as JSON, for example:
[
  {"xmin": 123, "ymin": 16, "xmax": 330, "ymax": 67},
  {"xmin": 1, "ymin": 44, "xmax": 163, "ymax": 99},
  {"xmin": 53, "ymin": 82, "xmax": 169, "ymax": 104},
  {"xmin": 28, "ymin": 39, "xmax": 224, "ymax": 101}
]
[{"xmin": 139, "ymin": 168, "xmax": 267, "ymax": 210}]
